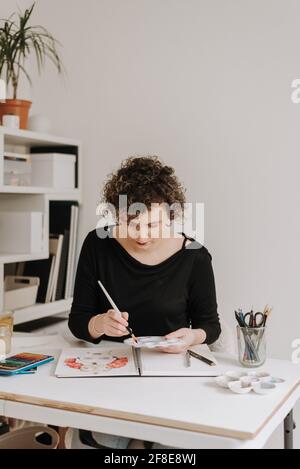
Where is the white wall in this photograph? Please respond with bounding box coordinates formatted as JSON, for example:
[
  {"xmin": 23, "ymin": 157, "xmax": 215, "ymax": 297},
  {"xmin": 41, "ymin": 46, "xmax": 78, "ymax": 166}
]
[{"xmin": 1, "ymin": 0, "xmax": 300, "ymax": 448}]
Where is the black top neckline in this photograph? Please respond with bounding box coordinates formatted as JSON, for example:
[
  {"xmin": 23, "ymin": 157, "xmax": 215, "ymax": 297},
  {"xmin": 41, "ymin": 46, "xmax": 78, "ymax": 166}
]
[{"xmin": 106, "ymin": 225, "xmax": 193, "ymax": 270}]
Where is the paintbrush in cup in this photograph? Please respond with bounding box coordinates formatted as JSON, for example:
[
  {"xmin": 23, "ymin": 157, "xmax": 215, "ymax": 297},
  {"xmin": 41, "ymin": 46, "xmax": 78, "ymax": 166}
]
[{"xmin": 262, "ymin": 305, "xmax": 273, "ymax": 326}]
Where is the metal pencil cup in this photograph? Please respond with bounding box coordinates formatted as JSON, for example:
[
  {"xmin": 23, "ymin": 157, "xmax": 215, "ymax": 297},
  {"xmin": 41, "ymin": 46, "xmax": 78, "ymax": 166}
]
[{"xmin": 237, "ymin": 326, "xmax": 266, "ymax": 368}]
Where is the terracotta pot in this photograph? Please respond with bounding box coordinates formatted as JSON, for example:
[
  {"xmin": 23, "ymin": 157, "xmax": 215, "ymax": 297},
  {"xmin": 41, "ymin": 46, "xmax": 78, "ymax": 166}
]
[{"xmin": 0, "ymin": 99, "xmax": 32, "ymax": 130}]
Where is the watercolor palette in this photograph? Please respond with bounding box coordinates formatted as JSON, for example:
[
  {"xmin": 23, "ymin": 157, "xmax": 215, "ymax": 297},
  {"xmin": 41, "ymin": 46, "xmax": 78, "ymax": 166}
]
[
  {"xmin": 215, "ymin": 370, "xmax": 285, "ymax": 395},
  {"xmin": 124, "ymin": 336, "xmax": 185, "ymax": 349}
]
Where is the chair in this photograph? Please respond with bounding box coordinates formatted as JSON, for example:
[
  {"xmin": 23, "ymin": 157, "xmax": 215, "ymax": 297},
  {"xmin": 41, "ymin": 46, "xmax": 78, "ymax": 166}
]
[{"xmin": 0, "ymin": 426, "xmax": 59, "ymax": 449}]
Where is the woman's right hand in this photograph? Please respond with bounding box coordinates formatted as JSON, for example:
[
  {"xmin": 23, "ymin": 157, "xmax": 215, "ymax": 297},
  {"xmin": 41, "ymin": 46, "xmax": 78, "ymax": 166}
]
[{"xmin": 91, "ymin": 309, "xmax": 129, "ymax": 338}]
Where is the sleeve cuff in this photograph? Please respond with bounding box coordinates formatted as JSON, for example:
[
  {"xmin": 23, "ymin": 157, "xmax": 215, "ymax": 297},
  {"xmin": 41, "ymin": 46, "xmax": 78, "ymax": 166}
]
[{"xmin": 193, "ymin": 324, "xmax": 221, "ymax": 345}]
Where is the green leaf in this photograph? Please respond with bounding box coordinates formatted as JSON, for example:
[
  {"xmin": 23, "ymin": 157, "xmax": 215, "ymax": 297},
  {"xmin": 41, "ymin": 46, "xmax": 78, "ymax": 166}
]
[{"xmin": 0, "ymin": 2, "xmax": 64, "ymax": 97}]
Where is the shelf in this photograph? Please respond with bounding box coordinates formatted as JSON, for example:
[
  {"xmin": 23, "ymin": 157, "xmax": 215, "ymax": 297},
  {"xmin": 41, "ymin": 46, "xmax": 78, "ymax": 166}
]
[
  {"xmin": 0, "ymin": 127, "xmax": 81, "ymax": 324},
  {"xmin": 0, "ymin": 185, "xmax": 81, "ymax": 200},
  {"xmin": 13, "ymin": 298, "xmax": 73, "ymax": 325},
  {"xmin": 0, "ymin": 126, "xmax": 80, "ymax": 147},
  {"xmin": 0, "ymin": 185, "xmax": 52, "ymax": 194},
  {"xmin": 46, "ymin": 191, "xmax": 81, "ymax": 202},
  {"xmin": 0, "ymin": 251, "xmax": 48, "ymax": 264}
]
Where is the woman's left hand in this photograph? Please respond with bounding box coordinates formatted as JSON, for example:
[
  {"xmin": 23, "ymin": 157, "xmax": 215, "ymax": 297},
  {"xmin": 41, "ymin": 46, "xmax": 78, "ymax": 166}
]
[{"xmin": 158, "ymin": 328, "xmax": 206, "ymax": 354}]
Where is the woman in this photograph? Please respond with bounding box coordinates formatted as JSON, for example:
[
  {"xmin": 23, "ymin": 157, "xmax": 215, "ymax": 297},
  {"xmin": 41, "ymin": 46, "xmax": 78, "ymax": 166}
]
[{"xmin": 68, "ymin": 156, "xmax": 221, "ymax": 449}]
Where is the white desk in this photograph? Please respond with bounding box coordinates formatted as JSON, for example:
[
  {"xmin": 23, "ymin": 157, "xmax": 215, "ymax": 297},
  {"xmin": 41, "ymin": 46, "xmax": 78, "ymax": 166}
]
[{"xmin": 0, "ymin": 335, "xmax": 299, "ymax": 449}]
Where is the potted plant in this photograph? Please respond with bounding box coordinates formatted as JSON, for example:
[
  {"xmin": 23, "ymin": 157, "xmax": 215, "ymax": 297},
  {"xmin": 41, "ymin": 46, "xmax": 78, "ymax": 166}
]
[{"xmin": 0, "ymin": 2, "xmax": 63, "ymax": 129}]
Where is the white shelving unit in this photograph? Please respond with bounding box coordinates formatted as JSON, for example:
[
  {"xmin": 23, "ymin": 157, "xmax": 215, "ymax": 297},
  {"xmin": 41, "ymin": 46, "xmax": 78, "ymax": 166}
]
[
  {"xmin": 12, "ymin": 298, "xmax": 73, "ymax": 325},
  {"xmin": 0, "ymin": 126, "xmax": 82, "ymax": 324}
]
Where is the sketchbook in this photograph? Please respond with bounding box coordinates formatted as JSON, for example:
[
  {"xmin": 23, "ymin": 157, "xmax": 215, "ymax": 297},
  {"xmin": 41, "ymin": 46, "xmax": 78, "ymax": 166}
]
[{"xmin": 55, "ymin": 344, "xmax": 219, "ymax": 378}]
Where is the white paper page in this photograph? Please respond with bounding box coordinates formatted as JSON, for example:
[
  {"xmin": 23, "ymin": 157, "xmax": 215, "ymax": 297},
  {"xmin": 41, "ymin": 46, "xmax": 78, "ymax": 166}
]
[
  {"xmin": 141, "ymin": 344, "xmax": 220, "ymax": 376},
  {"xmin": 55, "ymin": 346, "xmax": 138, "ymax": 378}
]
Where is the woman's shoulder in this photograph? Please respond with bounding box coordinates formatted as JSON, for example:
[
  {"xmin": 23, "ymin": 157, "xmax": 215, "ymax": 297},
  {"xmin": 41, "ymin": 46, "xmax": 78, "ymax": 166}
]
[
  {"xmin": 183, "ymin": 234, "xmax": 213, "ymax": 262},
  {"xmin": 83, "ymin": 226, "xmax": 113, "ymax": 248}
]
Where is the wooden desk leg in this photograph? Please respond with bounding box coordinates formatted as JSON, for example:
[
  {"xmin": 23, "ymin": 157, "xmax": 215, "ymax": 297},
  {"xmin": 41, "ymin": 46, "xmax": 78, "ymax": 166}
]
[{"xmin": 284, "ymin": 410, "xmax": 295, "ymax": 449}]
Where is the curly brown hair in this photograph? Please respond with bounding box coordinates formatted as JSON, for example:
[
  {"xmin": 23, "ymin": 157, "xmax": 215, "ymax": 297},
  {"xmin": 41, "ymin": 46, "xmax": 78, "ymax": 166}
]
[{"xmin": 102, "ymin": 156, "xmax": 186, "ymax": 220}]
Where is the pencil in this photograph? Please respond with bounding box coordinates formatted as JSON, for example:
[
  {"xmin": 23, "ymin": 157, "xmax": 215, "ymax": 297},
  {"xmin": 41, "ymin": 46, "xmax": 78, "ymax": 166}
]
[
  {"xmin": 187, "ymin": 349, "xmax": 216, "ymax": 367},
  {"xmin": 97, "ymin": 280, "xmax": 138, "ymax": 343}
]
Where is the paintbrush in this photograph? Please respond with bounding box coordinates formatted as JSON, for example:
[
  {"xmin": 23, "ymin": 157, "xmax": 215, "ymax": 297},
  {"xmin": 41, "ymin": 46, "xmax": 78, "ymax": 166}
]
[
  {"xmin": 97, "ymin": 280, "xmax": 138, "ymax": 343},
  {"xmin": 263, "ymin": 305, "xmax": 273, "ymax": 326}
]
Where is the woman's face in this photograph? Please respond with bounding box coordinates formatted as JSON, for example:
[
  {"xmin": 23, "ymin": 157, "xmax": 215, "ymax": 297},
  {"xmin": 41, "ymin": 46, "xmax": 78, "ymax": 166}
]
[{"xmin": 118, "ymin": 205, "xmax": 171, "ymax": 250}]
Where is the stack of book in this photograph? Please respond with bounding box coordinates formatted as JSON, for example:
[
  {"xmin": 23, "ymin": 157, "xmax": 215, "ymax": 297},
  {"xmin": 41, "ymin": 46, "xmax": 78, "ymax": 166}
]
[{"xmin": 18, "ymin": 202, "xmax": 79, "ymax": 303}]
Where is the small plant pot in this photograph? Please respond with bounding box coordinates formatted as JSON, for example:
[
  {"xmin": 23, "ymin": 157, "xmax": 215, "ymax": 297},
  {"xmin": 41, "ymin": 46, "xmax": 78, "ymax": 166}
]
[{"xmin": 0, "ymin": 99, "xmax": 32, "ymax": 129}]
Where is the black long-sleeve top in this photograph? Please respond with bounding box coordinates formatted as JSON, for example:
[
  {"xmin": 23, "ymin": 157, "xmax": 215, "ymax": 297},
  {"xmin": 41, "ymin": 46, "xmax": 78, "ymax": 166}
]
[{"xmin": 68, "ymin": 227, "xmax": 221, "ymax": 345}]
